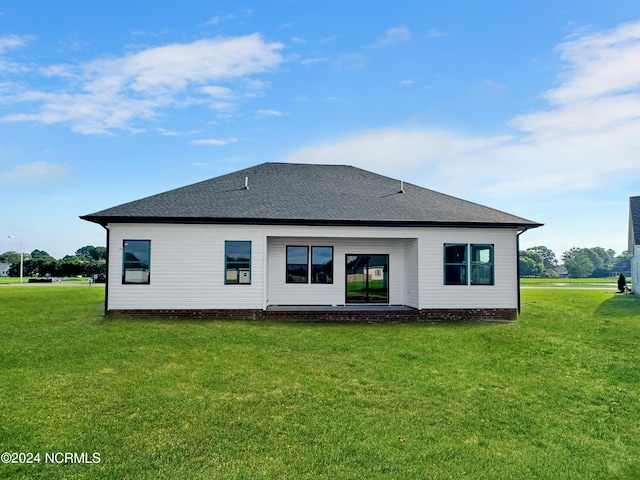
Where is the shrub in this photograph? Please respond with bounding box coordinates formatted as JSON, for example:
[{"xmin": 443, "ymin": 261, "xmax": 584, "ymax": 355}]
[{"xmin": 618, "ymin": 273, "xmax": 627, "ymax": 293}]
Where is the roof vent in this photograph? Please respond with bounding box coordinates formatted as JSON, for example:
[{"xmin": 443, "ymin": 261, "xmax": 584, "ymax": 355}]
[
  {"xmin": 244, "ymin": 176, "xmax": 249, "ymax": 190},
  {"xmin": 399, "ymin": 180, "xmax": 405, "ymax": 194}
]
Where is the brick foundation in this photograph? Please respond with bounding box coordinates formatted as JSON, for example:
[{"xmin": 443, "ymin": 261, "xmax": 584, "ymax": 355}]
[
  {"xmin": 106, "ymin": 307, "xmax": 517, "ymax": 322},
  {"xmin": 266, "ymin": 308, "xmax": 517, "ymax": 322}
]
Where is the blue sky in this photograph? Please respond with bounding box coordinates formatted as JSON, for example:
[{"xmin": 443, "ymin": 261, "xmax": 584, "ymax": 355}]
[{"xmin": 1, "ymin": 1, "xmax": 639, "ymax": 260}]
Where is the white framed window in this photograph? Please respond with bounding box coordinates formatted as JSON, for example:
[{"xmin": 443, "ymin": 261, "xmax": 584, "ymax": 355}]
[
  {"xmin": 286, "ymin": 245, "xmax": 334, "ymax": 284},
  {"xmin": 122, "ymin": 240, "xmax": 151, "ymax": 284},
  {"xmin": 225, "ymin": 241, "xmax": 251, "ymax": 284},
  {"xmin": 444, "ymin": 243, "xmax": 494, "ymax": 286}
]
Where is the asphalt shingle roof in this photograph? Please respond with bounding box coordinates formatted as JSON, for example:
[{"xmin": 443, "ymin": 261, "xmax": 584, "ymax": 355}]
[
  {"xmin": 81, "ymin": 162, "xmax": 542, "ymax": 228},
  {"xmin": 630, "ymin": 196, "xmax": 640, "ymax": 245}
]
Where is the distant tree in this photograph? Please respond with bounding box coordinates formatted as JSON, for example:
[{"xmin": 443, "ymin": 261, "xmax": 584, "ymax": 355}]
[
  {"xmin": 75, "ymin": 245, "xmax": 106, "ymax": 261},
  {"xmin": 28, "ymin": 250, "xmax": 57, "ymax": 277},
  {"xmin": 56, "ymin": 255, "xmax": 86, "ymax": 277},
  {"xmin": 4, "ymin": 246, "xmax": 107, "ymax": 278},
  {"xmin": 528, "ymin": 246, "xmax": 558, "ymax": 269},
  {"xmin": 612, "ymin": 251, "xmax": 631, "ymax": 274},
  {"xmin": 0, "ymin": 251, "xmax": 22, "ymax": 264},
  {"xmin": 73, "ymin": 246, "xmax": 106, "ymax": 277},
  {"xmin": 588, "ymin": 247, "xmax": 614, "ymax": 275},
  {"xmin": 562, "ymin": 247, "xmax": 616, "ymax": 278},
  {"xmin": 30, "ymin": 249, "xmax": 54, "ymax": 260},
  {"xmin": 12, "ymin": 257, "xmax": 55, "ymax": 277},
  {"xmin": 53, "ymin": 254, "xmax": 105, "ymax": 277},
  {"xmin": 519, "ymin": 250, "xmax": 545, "ymax": 277},
  {"xmin": 563, "ymin": 248, "xmax": 596, "ymax": 278},
  {"xmin": 84, "ymin": 259, "xmax": 106, "ymax": 276},
  {"xmin": 564, "ymin": 255, "xmax": 594, "ymax": 278}
]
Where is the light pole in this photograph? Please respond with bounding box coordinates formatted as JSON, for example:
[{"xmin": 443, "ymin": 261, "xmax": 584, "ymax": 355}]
[{"xmin": 8, "ymin": 235, "xmax": 23, "ymax": 284}]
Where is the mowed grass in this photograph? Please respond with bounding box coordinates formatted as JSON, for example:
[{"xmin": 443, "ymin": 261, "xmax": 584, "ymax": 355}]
[
  {"xmin": 1, "ymin": 286, "xmax": 639, "ymax": 479},
  {"xmin": 521, "ymin": 277, "xmax": 623, "ymax": 288}
]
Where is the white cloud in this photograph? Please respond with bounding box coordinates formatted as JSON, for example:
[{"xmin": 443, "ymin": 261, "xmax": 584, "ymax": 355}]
[
  {"xmin": 0, "ymin": 34, "xmax": 32, "ymax": 54},
  {"xmin": 118, "ymin": 36, "xmax": 282, "ymax": 92},
  {"xmin": 0, "ymin": 34, "xmax": 34, "ymax": 73},
  {"xmin": 511, "ymin": 93, "xmax": 640, "ymax": 135},
  {"xmin": 334, "ymin": 52, "xmax": 367, "ymax": 71},
  {"xmin": 379, "ymin": 26, "xmax": 411, "ymax": 45},
  {"xmin": 546, "ymin": 21, "xmax": 640, "ymax": 104},
  {"xmin": 331, "ymin": 26, "xmax": 409, "ymax": 76},
  {"xmin": 283, "ymin": 127, "xmax": 510, "ymax": 192},
  {"xmin": 0, "ymin": 161, "xmax": 69, "ymax": 183},
  {"xmin": 256, "ymin": 109, "xmax": 283, "ymax": 117},
  {"xmin": 158, "ymin": 128, "xmax": 199, "ymax": 136},
  {"xmin": 191, "ymin": 137, "xmax": 238, "ymax": 146},
  {"xmin": 480, "ymin": 78, "xmax": 507, "ymax": 96},
  {"xmin": 0, "ymin": 34, "xmax": 284, "ymax": 134},
  {"xmin": 285, "ymin": 20, "xmax": 640, "ymax": 200},
  {"xmin": 427, "ymin": 28, "xmax": 447, "ymax": 39},
  {"xmin": 205, "ymin": 15, "xmax": 234, "ymax": 25},
  {"xmin": 301, "ymin": 57, "xmax": 329, "ymax": 66},
  {"xmin": 200, "ymin": 85, "xmax": 235, "ymax": 98}
]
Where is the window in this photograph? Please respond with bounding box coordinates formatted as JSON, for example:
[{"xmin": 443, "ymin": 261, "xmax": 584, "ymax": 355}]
[
  {"xmin": 286, "ymin": 246, "xmax": 308, "ymax": 283},
  {"xmin": 123, "ymin": 240, "xmax": 150, "ymax": 284},
  {"xmin": 471, "ymin": 244, "xmax": 494, "ymax": 285},
  {"xmin": 286, "ymin": 245, "xmax": 334, "ymax": 284},
  {"xmin": 444, "ymin": 243, "xmax": 495, "ymax": 286},
  {"xmin": 444, "ymin": 244, "xmax": 467, "ymax": 285},
  {"xmin": 311, "ymin": 246, "xmax": 333, "ymax": 284},
  {"xmin": 225, "ymin": 241, "xmax": 251, "ymax": 284}
]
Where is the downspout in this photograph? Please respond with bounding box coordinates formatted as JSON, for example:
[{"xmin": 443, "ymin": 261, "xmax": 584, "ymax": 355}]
[
  {"xmin": 102, "ymin": 224, "xmax": 110, "ymax": 317},
  {"xmin": 516, "ymin": 226, "xmax": 529, "ymax": 314}
]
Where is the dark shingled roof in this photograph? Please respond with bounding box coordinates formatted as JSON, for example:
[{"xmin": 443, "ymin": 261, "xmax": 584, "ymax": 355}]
[
  {"xmin": 630, "ymin": 196, "xmax": 640, "ymax": 246},
  {"xmin": 81, "ymin": 162, "xmax": 542, "ymax": 229}
]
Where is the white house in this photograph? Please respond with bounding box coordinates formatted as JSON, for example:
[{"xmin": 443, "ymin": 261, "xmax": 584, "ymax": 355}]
[
  {"xmin": 629, "ymin": 196, "xmax": 640, "ymax": 295},
  {"xmin": 0, "ymin": 263, "xmax": 11, "ymax": 277},
  {"xmin": 81, "ymin": 163, "xmax": 542, "ymax": 320}
]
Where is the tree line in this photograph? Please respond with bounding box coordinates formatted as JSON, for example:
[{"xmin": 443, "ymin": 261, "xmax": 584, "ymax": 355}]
[
  {"xmin": 519, "ymin": 246, "xmax": 629, "ymax": 278},
  {"xmin": 0, "ymin": 246, "xmax": 106, "ymax": 278}
]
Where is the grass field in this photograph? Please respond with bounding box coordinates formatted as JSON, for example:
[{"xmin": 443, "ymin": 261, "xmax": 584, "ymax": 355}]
[
  {"xmin": 521, "ymin": 277, "xmax": 623, "ymax": 287},
  {"xmin": 0, "ymin": 277, "xmax": 91, "ymax": 284},
  {"xmin": 1, "ymin": 284, "xmax": 639, "ymax": 479}
]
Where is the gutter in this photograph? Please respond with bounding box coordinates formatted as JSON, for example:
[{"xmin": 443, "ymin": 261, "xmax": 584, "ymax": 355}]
[
  {"xmin": 102, "ymin": 224, "xmax": 110, "ymax": 316},
  {"xmin": 80, "ymin": 215, "xmax": 544, "ymax": 230},
  {"xmin": 516, "ymin": 226, "xmax": 530, "ymax": 314}
]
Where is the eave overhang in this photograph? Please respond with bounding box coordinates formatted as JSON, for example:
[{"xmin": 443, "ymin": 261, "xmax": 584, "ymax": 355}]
[{"xmin": 80, "ymin": 214, "xmax": 543, "ymax": 231}]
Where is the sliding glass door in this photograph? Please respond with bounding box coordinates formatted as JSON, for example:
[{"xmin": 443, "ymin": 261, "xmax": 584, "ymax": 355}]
[{"xmin": 345, "ymin": 254, "xmax": 389, "ymax": 303}]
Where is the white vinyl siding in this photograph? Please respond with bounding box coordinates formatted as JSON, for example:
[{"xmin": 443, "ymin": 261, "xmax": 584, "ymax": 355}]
[
  {"xmin": 419, "ymin": 228, "xmax": 517, "ymax": 309},
  {"xmin": 632, "ymin": 244, "xmax": 640, "ymax": 295},
  {"xmin": 106, "ymin": 223, "xmax": 520, "ymax": 311},
  {"xmin": 107, "ymin": 224, "xmax": 265, "ymax": 310},
  {"xmin": 267, "ymin": 236, "xmax": 406, "ymax": 306},
  {"xmin": 404, "ymin": 239, "xmax": 419, "ymax": 308}
]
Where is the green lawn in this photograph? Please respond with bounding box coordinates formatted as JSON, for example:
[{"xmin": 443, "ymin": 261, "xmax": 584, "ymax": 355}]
[
  {"xmin": 521, "ymin": 277, "xmax": 621, "ymax": 286},
  {"xmin": 0, "ymin": 277, "xmax": 25, "ymax": 284},
  {"xmin": 1, "ymin": 285, "xmax": 639, "ymax": 479},
  {"xmin": 0, "ymin": 277, "xmax": 91, "ymax": 284}
]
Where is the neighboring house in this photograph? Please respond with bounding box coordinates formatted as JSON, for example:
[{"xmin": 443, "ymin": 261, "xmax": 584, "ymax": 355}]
[
  {"xmin": 0, "ymin": 263, "xmax": 11, "ymax": 276},
  {"xmin": 81, "ymin": 162, "xmax": 542, "ymax": 320},
  {"xmin": 629, "ymin": 196, "xmax": 640, "ymax": 294}
]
